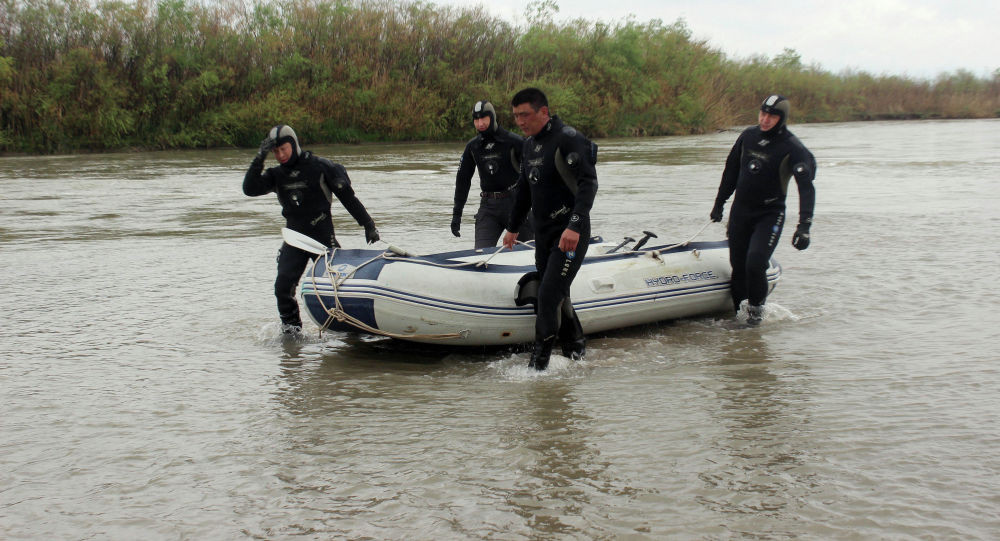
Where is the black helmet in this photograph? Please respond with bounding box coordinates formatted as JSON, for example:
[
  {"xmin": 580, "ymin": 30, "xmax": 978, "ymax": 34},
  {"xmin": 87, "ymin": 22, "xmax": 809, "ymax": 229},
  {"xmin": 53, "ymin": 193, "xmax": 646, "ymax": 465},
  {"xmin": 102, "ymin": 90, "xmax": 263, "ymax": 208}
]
[
  {"xmin": 472, "ymin": 100, "xmax": 497, "ymax": 132},
  {"xmin": 760, "ymin": 95, "xmax": 790, "ymax": 132}
]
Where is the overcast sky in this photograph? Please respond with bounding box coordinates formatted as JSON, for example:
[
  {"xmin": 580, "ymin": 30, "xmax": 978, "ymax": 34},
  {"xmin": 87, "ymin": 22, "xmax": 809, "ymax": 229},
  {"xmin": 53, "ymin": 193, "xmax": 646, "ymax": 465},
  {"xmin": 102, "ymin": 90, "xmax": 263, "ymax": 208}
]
[{"xmin": 433, "ymin": 0, "xmax": 998, "ymax": 79}]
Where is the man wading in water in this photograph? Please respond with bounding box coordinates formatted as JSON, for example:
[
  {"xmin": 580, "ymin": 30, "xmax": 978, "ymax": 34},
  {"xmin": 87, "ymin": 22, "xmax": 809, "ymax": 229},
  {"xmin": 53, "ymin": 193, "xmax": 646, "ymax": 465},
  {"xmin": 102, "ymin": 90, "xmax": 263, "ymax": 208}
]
[
  {"xmin": 503, "ymin": 88, "xmax": 598, "ymax": 370},
  {"xmin": 710, "ymin": 95, "xmax": 817, "ymax": 325},
  {"xmin": 243, "ymin": 125, "xmax": 381, "ymax": 334}
]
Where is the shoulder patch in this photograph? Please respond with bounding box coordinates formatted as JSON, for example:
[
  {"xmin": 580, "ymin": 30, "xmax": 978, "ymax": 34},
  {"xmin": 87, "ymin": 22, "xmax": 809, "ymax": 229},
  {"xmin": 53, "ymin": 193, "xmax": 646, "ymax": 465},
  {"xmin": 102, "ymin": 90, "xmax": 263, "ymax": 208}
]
[{"xmin": 562, "ymin": 126, "xmax": 578, "ymax": 137}]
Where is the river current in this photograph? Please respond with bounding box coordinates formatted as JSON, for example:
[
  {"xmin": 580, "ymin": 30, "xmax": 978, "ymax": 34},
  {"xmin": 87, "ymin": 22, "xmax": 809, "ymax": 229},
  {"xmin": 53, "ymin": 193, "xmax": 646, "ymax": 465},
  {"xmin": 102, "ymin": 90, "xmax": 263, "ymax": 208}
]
[{"xmin": 2, "ymin": 119, "xmax": 999, "ymax": 539}]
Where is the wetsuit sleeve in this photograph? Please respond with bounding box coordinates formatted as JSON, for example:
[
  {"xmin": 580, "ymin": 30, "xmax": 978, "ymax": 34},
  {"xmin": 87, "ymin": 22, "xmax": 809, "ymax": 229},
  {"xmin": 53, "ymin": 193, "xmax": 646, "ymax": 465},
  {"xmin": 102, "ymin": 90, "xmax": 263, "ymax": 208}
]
[
  {"xmin": 243, "ymin": 155, "xmax": 275, "ymax": 196},
  {"xmin": 507, "ymin": 148, "xmax": 532, "ymax": 233},
  {"xmin": 322, "ymin": 160, "xmax": 375, "ymax": 226},
  {"xmin": 564, "ymin": 135, "xmax": 598, "ymax": 234},
  {"xmin": 714, "ymin": 135, "xmax": 742, "ymax": 208},
  {"xmin": 454, "ymin": 142, "xmax": 476, "ymax": 219},
  {"xmin": 509, "ymin": 132, "xmax": 524, "ymax": 171},
  {"xmin": 792, "ymin": 148, "xmax": 817, "ymax": 222}
]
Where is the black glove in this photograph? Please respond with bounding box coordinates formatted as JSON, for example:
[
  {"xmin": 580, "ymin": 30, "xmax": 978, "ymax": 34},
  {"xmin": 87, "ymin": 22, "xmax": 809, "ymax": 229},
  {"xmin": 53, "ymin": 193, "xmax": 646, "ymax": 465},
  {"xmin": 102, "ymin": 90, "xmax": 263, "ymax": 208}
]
[
  {"xmin": 256, "ymin": 136, "xmax": 276, "ymax": 160},
  {"xmin": 710, "ymin": 203, "xmax": 724, "ymax": 223},
  {"xmin": 450, "ymin": 217, "xmax": 461, "ymax": 237},
  {"xmin": 364, "ymin": 221, "xmax": 380, "ymax": 244},
  {"xmin": 791, "ymin": 222, "xmax": 811, "ymax": 250}
]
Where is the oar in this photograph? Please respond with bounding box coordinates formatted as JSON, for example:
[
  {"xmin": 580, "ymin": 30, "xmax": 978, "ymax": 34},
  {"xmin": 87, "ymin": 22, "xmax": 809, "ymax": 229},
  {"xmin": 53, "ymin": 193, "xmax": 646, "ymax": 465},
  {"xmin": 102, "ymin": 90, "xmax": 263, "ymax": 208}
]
[{"xmin": 281, "ymin": 227, "xmax": 328, "ymax": 255}]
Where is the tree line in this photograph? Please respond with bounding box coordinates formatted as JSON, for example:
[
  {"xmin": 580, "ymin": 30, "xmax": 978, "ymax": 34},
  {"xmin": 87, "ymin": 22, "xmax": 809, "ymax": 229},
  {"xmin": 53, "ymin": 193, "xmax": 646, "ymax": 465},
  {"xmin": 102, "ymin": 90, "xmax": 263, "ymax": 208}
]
[{"xmin": 1, "ymin": 0, "xmax": 998, "ymax": 154}]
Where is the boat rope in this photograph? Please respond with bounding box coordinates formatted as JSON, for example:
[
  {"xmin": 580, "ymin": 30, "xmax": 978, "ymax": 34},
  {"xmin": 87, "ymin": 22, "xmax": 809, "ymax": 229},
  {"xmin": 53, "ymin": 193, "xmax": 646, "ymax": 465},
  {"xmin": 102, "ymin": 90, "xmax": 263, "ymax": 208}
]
[
  {"xmin": 307, "ymin": 247, "xmax": 469, "ymax": 341},
  {"xmin": 638, "ymin": 219, "xmax": 714, "ymax": 253},
  {"xmin": 380, "ymin": 239, "xmax": 535, "ymax": 269}
]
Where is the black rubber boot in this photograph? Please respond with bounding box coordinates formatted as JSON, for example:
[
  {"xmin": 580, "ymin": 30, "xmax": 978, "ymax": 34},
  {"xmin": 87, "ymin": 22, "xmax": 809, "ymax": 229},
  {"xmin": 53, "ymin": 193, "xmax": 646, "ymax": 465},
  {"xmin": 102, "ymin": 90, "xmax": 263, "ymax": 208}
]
[
  {"xmin": 561, "ymin": 337, "xmax": 585, "ymax": 361},
  {"xmin": 747, "ymin": 304, "xmax": 764, "ymax": 326},
  {"xmin": 558, "ymin": 299, "xmax": 585, "ymax": 360},
  {"xmin": 559, "ymin": 317, "xmax": 585, "ymax": 360},
  {"xmin": 528, "ymin": 337, "xmax": 555, "ymax": 371}
]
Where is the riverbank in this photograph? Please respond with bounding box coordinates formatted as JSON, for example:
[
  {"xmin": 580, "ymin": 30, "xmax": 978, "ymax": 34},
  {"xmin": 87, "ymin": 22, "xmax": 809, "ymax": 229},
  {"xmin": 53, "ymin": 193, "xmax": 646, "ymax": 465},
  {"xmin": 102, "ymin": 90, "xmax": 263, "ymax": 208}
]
[{"xmin": 2, "ymin": 0, "xmax": 998, "ymax": 154}]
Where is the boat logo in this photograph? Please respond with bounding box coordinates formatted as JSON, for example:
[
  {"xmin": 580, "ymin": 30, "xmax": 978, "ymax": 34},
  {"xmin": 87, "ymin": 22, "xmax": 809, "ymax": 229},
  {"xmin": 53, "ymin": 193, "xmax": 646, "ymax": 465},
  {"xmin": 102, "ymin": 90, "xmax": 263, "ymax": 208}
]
[
  {"xmin": 332, "ymin": 263, "xmax": 356, "ymax": 279},
  {"xmin": 644, "ymin": 270, "xmax": 718, "ymax": 287}
]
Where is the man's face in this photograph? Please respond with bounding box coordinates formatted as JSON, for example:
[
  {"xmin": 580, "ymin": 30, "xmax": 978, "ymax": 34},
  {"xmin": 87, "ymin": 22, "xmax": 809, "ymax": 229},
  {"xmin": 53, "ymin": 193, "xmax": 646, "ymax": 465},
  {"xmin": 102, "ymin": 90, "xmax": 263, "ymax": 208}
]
[
  {"xmin": 274, "ymin": 142, "xmax": 294, "ymax": 164},
  {"xmin": 512, "ymin": 103, "xmax": 549, "ymax": 137},
  {"xmin": 758, "ymin": 111, "xmax": 781, "ymax": 132},
  {"xmin": 474, "ymin": 116, "xmax": 491, "ymax": 132}
]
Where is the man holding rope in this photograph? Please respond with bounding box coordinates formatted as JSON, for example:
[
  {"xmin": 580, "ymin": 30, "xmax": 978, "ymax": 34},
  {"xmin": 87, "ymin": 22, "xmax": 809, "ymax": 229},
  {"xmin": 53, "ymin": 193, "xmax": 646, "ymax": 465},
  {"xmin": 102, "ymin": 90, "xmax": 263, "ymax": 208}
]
[
  {"xmin": 710, "ymin": 95, "xmax": 816, "ymax": 325},
  {"xmin": 243, "ymin": 124, "xmax": 381, "ymax": 335}
]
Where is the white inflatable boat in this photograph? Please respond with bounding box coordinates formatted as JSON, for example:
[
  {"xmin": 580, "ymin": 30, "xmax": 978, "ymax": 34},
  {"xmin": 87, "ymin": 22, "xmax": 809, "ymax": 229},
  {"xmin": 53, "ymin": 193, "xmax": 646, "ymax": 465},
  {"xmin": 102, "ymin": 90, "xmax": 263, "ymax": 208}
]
[{"xmin": 284, "ymin": 228, "xmax": 780, "ymax": 346}]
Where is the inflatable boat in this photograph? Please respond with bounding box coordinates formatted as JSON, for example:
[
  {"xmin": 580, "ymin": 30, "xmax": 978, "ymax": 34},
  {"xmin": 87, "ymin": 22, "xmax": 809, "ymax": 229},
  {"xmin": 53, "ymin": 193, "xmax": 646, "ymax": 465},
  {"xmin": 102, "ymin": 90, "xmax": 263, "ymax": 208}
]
[{"xmin": 284, "ymin": 227, "xmax": 780, "ymax": 346}]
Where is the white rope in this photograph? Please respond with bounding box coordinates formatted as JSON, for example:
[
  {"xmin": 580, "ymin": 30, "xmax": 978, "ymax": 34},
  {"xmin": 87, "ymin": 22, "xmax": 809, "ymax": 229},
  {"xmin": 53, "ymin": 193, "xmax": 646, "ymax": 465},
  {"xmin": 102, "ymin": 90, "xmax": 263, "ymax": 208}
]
[
  {"xmin": 637, "ymin": 219, "xmax": 714, "ymax": 253},
  {"xmin": 306, "ymin": 247, "xmax": 467, "ymax": 341},
  {"xmin": 379, "ymin": 239, "xmax": 534, "ymax": 269}
]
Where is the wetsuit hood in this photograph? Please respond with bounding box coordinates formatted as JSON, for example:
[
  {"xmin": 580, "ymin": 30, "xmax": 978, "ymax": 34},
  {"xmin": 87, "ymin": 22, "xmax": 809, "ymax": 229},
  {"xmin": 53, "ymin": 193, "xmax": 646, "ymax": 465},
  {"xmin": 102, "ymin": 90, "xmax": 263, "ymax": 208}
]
[
  {"xmin": 269, "ymin": 124, "xmax": 302, "ymax": 167},
  {"xmin": 472, "ymin": 100, "xmax": 498, "ymax": 133},
  {"xmin": 760, "ymin": 95, "xmax": 790, "ymax": 135}
]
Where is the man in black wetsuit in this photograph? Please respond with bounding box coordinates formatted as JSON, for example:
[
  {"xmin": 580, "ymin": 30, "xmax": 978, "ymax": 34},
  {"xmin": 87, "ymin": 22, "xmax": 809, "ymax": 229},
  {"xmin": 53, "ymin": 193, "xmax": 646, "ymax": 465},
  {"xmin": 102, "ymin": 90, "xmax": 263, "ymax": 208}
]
[
  {"xmin": 710, "ymin": 95, "xmax": 816, "ymax": 325},
  {"xmin": 452, "ymin": 100, "xmax": 533, "ymax": 248},
  {"xmin": 502, "ymin": 88, "xmax": 598, "ymax": 370},
  {"xmin": 243, "ymin": 125, "xmax": 381, "ymax": 334}
]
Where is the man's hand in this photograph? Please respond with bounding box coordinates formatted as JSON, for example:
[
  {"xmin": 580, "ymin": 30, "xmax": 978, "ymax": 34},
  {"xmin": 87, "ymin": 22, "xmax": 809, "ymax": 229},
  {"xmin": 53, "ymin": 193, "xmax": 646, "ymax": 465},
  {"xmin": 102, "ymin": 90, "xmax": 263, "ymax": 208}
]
[
  {"xmin": 450, "ymin": 218, "xmax": 461, "ymax": 237},
  {"xmin": 502, "ymin": 230, "xmax": 518, "ymax": 249},
  {"xmin": 257, "ymin": 136, "xmax": 276, "ymax": 160},
  {"xmin": 364, "ymin": 221, "xmax": 380, "ymax": 244},
  {"xmin": 710, "ymin": 204, "xmax": 723, "ymax": 222},
  {"xmin": 558, "ymin": 229, "xmax": 580, "ymax": 253},
  {"xmin": 791, "ymin": 222, "xmax": 810, "ymax": 250}
]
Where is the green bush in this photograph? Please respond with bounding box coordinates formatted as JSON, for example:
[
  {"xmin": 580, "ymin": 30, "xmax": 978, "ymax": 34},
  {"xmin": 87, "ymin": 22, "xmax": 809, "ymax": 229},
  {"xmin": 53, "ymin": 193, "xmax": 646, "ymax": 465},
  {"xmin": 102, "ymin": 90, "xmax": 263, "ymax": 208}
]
[{"xmin": 0, "ymin": 0, "xmax": 996, "ymax": 153}]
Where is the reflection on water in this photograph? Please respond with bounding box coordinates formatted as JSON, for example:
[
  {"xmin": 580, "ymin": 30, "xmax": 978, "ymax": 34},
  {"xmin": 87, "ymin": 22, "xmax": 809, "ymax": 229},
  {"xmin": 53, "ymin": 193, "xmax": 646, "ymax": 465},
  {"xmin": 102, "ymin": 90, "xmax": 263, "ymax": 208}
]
[
  {"xmin": 699, "ymin": 334, "xmax": 811, "ymax": 523},
  {"xmin": 2, "ymin": 120, "xmax": 1000, "ymax": 539},
  {"xmin": 501, "ymin": 381, "xmax": 603, "ymax": 535}
]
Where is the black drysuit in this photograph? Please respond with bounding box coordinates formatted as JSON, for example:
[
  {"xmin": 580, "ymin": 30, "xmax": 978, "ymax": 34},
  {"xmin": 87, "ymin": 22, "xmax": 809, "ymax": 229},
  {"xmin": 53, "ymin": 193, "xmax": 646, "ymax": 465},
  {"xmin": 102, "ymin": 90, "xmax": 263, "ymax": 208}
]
[
  {"xmin": 244, "ymin": 151, "xmax": 375, "ymax": 327},
  {"xmin": 508, "ymin": 116, "xmax": 598, "ymax": 349},
  {"xmin": 454, "ymin": 125, "xmax": 534, "ymax": 248},
  {"xmin": 713, "ymin": 125, "xmax": 816, "ymax": 310}
]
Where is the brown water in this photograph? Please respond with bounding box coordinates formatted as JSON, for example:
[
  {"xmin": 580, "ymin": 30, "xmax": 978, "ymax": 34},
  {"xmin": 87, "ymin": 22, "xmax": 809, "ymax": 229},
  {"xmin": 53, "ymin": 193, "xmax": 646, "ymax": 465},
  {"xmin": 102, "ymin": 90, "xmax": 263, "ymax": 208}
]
[{"xmin": 2, "ymin": 119, "xmax": 999, "ymax": 539}]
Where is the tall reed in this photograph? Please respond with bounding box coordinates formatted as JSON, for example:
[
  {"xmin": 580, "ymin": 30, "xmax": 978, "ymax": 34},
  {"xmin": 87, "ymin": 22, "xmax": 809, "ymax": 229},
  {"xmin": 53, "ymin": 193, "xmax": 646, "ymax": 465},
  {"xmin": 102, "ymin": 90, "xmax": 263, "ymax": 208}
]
[{"xmin": 1, "ymin": 0, "xmax": 997, "ymax": 153}]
